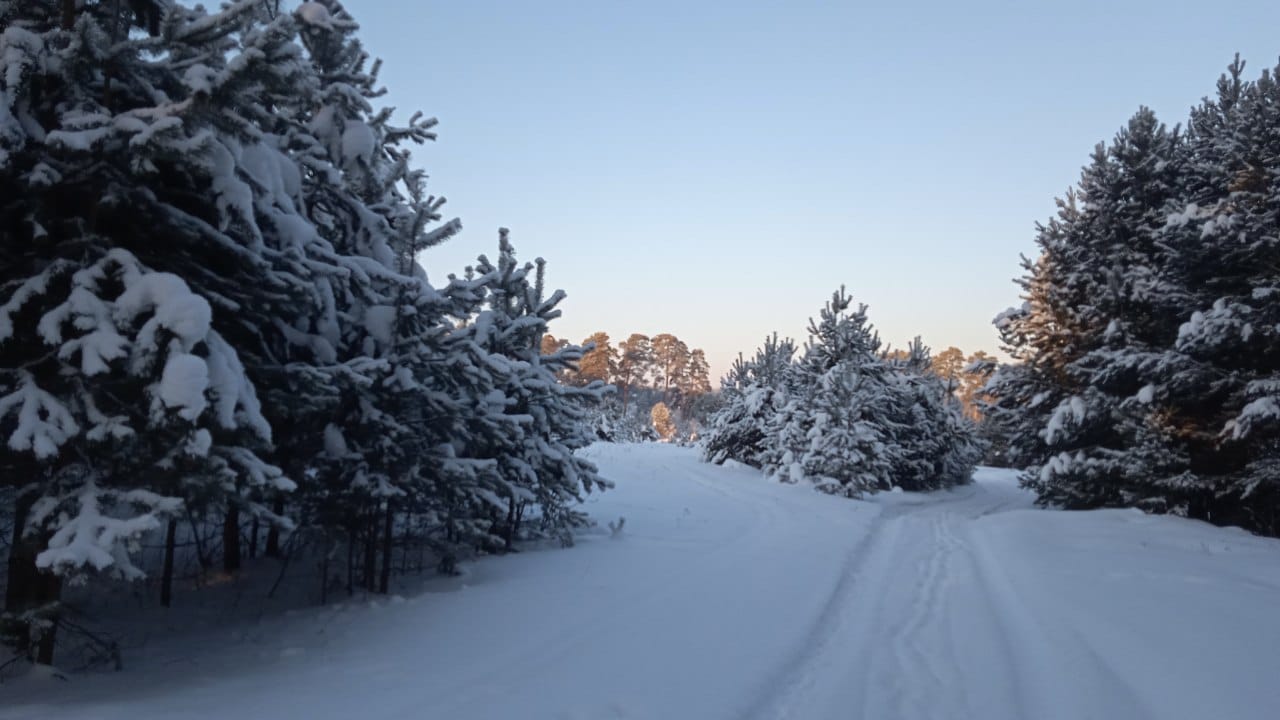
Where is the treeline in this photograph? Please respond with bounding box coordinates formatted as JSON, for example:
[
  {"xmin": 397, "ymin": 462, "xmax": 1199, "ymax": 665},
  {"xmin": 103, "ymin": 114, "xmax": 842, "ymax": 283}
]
[
  {"xmin": 986, "ymin": 57, "xmax": 1280, "ymax": 535},
  {"xmin": 0, "ymin": 1, "xmax": 604, "ymax": 665},
  {"xmin": 542, "ymin": 332, "xmax": 716, "ymax": 441},
  {"xmin": 893, "ymin": 346, "xmax": 995, "ymax": 424},
  {"xmin": 703, "ymin": 289, "xmax": 984, "ymax": 496}
]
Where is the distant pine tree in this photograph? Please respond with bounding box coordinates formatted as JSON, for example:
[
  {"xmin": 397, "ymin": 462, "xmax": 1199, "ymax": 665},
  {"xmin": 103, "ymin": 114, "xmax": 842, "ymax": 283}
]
[{"xmin": 704, "ymin": 290, "xmax": 981, "ymax": 497}]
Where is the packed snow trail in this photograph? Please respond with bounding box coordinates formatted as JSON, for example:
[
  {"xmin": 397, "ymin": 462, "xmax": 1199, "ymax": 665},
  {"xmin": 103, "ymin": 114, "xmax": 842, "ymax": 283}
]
[
  {"xmin": 752, "ymin": 470, "xmax": 1149, "ymax": 720},
  {"xmin": 4, "ymin": 444, "xmax": 1279, "ymax": 719}
]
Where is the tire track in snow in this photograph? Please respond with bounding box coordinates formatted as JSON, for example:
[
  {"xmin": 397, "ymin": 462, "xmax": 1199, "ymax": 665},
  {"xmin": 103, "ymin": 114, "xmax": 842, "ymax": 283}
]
[
  {"xmin": 884, "ymin": 513, "xmax": 968, "ymax": 720},
  {"xmin": 742, "ymin": 506, "xmax": 896, "ymax": 720},
  {"xmin": 887, "ymin": 515, "xmax": 948, "ymax": 718},
  {"xmin": 750, "ymin": 481, "xmax": 1037, "ymax": 720}
]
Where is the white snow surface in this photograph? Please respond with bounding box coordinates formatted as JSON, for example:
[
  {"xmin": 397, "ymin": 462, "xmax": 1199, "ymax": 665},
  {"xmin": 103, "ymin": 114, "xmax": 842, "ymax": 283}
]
[
  {"xmin": 156, "ymin": 352, "xmax": 209, "ymax": 420},
  {"xmin": 3, "ymin": 443, "xmax": 1278, "ymax": 719},
  {"xmin": 295, "ymin": 2, "xmax": 334, "ymax": 29}
]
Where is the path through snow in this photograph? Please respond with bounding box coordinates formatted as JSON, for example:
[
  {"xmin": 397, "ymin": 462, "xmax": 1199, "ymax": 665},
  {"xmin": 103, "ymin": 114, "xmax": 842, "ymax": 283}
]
[{"xmin": 3, "ymin": 444, "xmax": 1278, "ymax": 719}]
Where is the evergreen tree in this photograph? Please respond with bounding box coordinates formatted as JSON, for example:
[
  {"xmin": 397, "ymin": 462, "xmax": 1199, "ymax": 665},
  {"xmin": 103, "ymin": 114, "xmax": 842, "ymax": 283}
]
[
  {"xmin": 702, "ymin": 333, "xmax": 795, "ymax": 468},
  {"xmin": 0, "ymin": 0, "xmax": 318, "ymax": 657},
  {"xmin": 1022, "ymin": 107, "xmax": 1187, "ymax": 512},
  {"xmin": 465, "ymin": 230, "xmax": 609, "ymax": 547},
  {"xmin": 0, "ymin": 0, "xmax": 616, "ymax": 664},
  {"xmin": 577, "ymin": 332, "xmax": 617, "ymax": 387},
  {"xmin": 705, "ymin": 290, "xmax": 981, "ymax": 497},
  {"xmin": 651, "ymin": 333, "xmax": 690, "ymax": 403},
  {"xmin": 650, "ymin": 402, "xmax": 676, "ymax": 440},
  {"xmin": 1152, "ymin": 58, "xmax": 1280, "ymax": 531},
  {"xmin": 769, "ymin": 289, "xmax": 896, "ymax": 496},
  {"xmin": 686, "ymin": 349, "xmax": 713, "ymax": 396},
  {"xmin": 992, "ymin": 58, "xmax": 1280, "ymax": 534},
  {"xmin": 933, "ymin": 347, "xmax": 967, "ymax": 397},
  {"xmin": 615, "ymin": 333, "xmax": 652, "ymax": 412}
]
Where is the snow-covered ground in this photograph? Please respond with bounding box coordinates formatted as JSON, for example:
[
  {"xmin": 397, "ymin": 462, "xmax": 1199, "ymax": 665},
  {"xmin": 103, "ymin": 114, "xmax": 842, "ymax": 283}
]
[{"xmin": 3, "ymin": 443, "xmax": 1278, "ymax": 719}]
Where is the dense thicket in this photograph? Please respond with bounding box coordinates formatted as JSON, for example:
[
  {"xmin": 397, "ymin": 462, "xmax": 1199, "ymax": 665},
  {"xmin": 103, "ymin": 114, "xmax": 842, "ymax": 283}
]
[
  {"xmin": 0, "ymin": 0, "xmax": 605, "ymax": 664},
  {"xmin": 703, "ymin": 289, "xmax": 983, "ymax": 497},
  {"xmin": 986, "ymin": 57, "xmax": 1280, "ymax": 535}
]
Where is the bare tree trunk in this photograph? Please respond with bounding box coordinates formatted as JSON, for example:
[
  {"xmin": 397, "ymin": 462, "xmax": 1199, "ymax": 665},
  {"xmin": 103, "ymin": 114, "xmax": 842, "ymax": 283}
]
[
  {"xmin": 265, "ymin": 496, "xmax": 284, "ymax": 558},
  {"xmin": 3, "ymin": 492, "xmax": 32, "ymax": 619},
  {"xmin": 503, "ymin": 497, "xmax": 516, "ymax": 552},
  {"xmin": 399, "ymin": 517, "xmax": 410, "ymax": 575},
  {"xmin": 186, "ymin": 509, "xmax": 211, "ymax": 572},
  {"xmin": 247, "ymin": 516, "xmax": 259, "ymax": 560},
  {"xmin": 319, "ymin": 542, "xmax": 330, "ymax": 605},
  {"xmin": 160, "ymin": 519, "xmax": 177, "ymax": 608},
  {"xmin": 3, "ymin": 492, "xmax": 62, "ymax": 664},
  {"xmin": 378, "ymin": 503, "xmax": 393, "ymax": 595},
  {"xmin": 345, "ymin": 523, "xmax": 355, "ymax": 597},
  {"xmin": 60, "ymin": 0, "xmax": 76, "ymax": 29},
  {"xmin": 222, "ymin": 506, "xmax": 240, "ymax": 574},
  {"xmin": 362, "ymin": 508, "xmax": 377, "ymax": 592}
]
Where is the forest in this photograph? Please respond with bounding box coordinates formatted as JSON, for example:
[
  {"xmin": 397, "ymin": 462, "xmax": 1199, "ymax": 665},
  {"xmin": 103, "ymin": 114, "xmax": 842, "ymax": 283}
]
[{"xmin": 0, "ymin": 4, "xmax": 1277, "ymax": 713}]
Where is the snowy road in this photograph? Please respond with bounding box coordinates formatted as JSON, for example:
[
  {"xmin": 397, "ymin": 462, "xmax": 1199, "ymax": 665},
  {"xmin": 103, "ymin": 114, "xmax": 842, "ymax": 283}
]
[
  {"xmin": 755, "ymin": 471, "xmax": 1146, "ymax": 720},
  {"xmin": 4, "ymin": 443, "xmax": 1279, "ymax": 719}
]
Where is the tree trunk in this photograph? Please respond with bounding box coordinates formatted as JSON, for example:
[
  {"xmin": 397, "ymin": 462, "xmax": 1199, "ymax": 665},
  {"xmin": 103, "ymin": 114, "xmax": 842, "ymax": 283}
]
[
  {"xmin": 32, "ymin": 573, "xmax": 60, "ymax": 665},
  {"xmin": 265, "ymin": 495, "xmax": 284, "ymax": 558},
  {"xmin": 362, "ymin": 508, "xmax": 377, "ymax": 592},
  {"xmin": 186, "ymin": 509, "xmax": 211, "ymax": 572},
  {"xmin": 222, "ymin": 506, "xmax": 241, "ymax": 574},
  {"xmin": 4, "ymin": 493, "xmax": 63, "ymax": 664},
  {"xmin": 160, "ymin": 518, "xmax": 177, "ymax": 608},
  {"xmin": 345, "ymin": 522, "xmax": 355, "ymax": 597},
  {"xmin": 378, "ymin": 503, "xmax": 393, "ymax": 595},
  {"xmin": 319, "ymin": 542, "xmax": 330, "ymax": 605},
  {"xmin": 503, "ymin": 497, "xmax": 516, "ymax": 552},
  {"xmin": 247, "ymin": 516, "xmax": 259, "ymax": 560},
  {"xmin": 3, "ymin": 492, "xmax": 32, "ymax": 618}
]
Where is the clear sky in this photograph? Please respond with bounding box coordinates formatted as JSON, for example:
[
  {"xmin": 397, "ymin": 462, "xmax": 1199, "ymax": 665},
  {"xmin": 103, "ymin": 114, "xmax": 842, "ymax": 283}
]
[{"xmin": 342, "ymin": 0, "xmax": 1280, "ymax": 380}]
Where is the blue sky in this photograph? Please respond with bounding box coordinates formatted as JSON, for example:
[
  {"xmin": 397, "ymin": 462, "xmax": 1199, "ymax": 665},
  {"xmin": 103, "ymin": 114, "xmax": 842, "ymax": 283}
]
[{"xmin": 343, "ymin": 0, "xmax": 1280, "ymax": 379}]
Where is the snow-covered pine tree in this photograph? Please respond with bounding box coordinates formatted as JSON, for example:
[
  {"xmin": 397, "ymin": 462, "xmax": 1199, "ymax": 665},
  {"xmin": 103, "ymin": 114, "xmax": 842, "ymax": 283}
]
[
  {"xmin": 708, "ymin": 290, "xmax": 980, "ymax": 496},
  {"xmin": 0, "ymin": 0, "xmax": 318, "ymax": 658},
  {"xmin": 769, "ymin": 288, "xmax": 896, "ymax": 496},
  {"xmin": 702, "ymin": 333, "xmax": 795, "ymax": 468},
  {"xmin": 1153, "ymin": 58, "xmax": 1280, "ymax": 532},
  {"xmin": 281, "ymin": 0, "xmax": 479, "ymax": 592},
  {"xmin": 464, "ymin": 230, "xmax": 609, "ymax": 548},
  {"xmin": 1012, "ymin": 108, "xmax": 1188, "ymax": 511},
  {"xmin": 883, "ymin": 338, "xmax": 982, "ymax": 491},
  {"xmin": 992, "ymin": 58, "xmax": 1280, "ymax": 534}
]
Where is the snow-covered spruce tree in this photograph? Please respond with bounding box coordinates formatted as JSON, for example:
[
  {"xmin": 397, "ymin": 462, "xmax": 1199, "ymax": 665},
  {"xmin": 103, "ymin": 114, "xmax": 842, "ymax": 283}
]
[
  {"xmin": 766, "ymin": 288, "xmax": 897, "ymax": 497},
  {"xmin": 883, "ymin": 338, "xmax": 983, "ymax": 491},
  {"xmin": 702, "ymin": 333, "xmax": 795, "ymax": 468},
  {"xmin": 0, "ymin": 0, "xmax": 316, "ymax": 659},
  {"xmin": 459, "ymin": 230, "xmax": 609, "ymax": 549},
  {"xmin": 992, "ymin": 58, "xmax": 1280, "ymax": 534},
  {"xmin": 706, "ymin": 291, "xmax": 980, "ymax": 496},
  {"xmin": 281, "ymin": 0, "xmax": 607, "ymax": 585},
  {"xmin": 279, "ymin": 0, "xmax": 484, "ymax": 593},
  {"xmin": 1152, "ymin": 58, "xmax": 1280, "ymax": 533},
  {"xmin": 990, "ymin": 108, "xmax": 1188, "ymax": 512}
]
